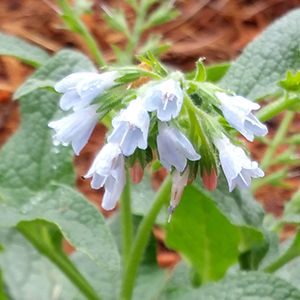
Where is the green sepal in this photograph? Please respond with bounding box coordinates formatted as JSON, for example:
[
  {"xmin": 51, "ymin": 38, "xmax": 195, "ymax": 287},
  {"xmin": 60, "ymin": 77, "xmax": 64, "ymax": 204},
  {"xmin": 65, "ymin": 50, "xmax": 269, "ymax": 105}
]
[
  {"xmin": 139, "ymin": 34, "xmax": 171, "ymax": 57},
  {"xmin": 126, "ymin": 147, "xmax": 153, "ymax": 169},
  {"xmin": 150, "ymin": 160, "xmax": 163, "ymax": 173},
  {"xmin": 195, "ymin": 82, "xmax": 221, "ymax": 106}
]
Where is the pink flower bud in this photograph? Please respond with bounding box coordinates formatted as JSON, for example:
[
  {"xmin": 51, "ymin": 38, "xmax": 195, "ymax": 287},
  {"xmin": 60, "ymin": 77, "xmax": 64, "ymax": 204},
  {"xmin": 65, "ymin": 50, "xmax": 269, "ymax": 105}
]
[
  {"xmin": 202, "ymin": 169, "xmax": 217, "ymax": 191},
  {"xmin": 130, "ymin": 161, "xmax": 144, "ymax": 184}
]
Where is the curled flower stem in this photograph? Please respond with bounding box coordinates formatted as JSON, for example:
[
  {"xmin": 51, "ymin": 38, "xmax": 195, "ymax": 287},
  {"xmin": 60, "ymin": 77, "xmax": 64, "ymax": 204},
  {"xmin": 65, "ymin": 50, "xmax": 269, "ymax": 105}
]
[
  {"xmin": 120, "ymin": 169, "xmax": 134, "ymax": 267},
  {"xmin": 17, "ymin": 222, "xmax": 102, "ymax": 300},
  {"xmin": 120, "ymin": 176, "xmax": 172, "ymax": 300},
  {"xmin": 55, "ymin": 0, "xmax": 106, "ymax": 67}
]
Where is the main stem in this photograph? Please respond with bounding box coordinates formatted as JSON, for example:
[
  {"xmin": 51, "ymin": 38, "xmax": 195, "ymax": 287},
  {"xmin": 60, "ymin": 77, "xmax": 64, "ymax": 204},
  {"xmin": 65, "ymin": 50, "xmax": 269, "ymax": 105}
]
[
  {"xmin": 125, "ymin": 1, "xmax": 147, "ymax": 62},
  {"xmin": 17, "ymin": 223, "xmax": 102, "ymax": 300},
  {"xmin": 120, "ymin": 176, "xmax": 172, "ymax": 300},
  {"xmin": 120, "ymin": 170, "xmax": 134, "ymax": 267}
]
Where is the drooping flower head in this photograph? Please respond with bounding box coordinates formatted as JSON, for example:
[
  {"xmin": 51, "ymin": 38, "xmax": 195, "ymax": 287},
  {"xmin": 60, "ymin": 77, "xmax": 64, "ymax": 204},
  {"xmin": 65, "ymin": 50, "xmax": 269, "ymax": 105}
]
[
  {"xmin": 84, "ymin": 143, "xmax": 125, "ymax": 210},
  {"xmin": 157, "ymin": 122, "xmax": 201, "ymax": 172},
  {"xmin": 213, "ymin": 133, "xmax": 264, "ymax": 192},
  {"xmin": 142, "ymin": 79, "xmax": 183, "ymax": 122},
  {"xmin": 107, "ymin": 99, "xmax": 150, "ymax": 156},
  {"xmin": 48, "ymin": 104, "xmax": 100, "ymax": 155},
  {"xmin": 216, "ymin": 92, "xmax": 268, "ymax": 142},
  {"xmin": 55, "ymin": 71, "xmax": 119, "ymax": 111}
]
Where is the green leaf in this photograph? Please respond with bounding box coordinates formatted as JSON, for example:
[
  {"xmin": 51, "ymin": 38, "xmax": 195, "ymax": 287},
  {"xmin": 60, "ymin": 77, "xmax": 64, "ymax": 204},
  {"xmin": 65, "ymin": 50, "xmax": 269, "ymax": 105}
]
[
  {"xmin": 14, "ymin": 49, "xmax": 96, "ymax": 99},
  {"xmin": 278, "ymin": 70, "xmax": 300, "ymax": 92},
  {"xmin": 0, "ymin": 186, "xmax": 120, "ymax": 274},
  {"xmin": 193, "ymin": 175, "xmax": 265, "ymax": 231},
  {"xmin": 0, "ymin": 31, "xmax": 50, "ymax": 67},
  {"xmin": 194, "ymin": 59, "xmax": 206, "ymax": 82},
  {"xmin": 159, "ymin": 271, "xmax": 300, "ymax": 300},
  {"xmin": 71, "ymin": 252, "xmax": 167, "ymax": 300},
  {"xmin": 67, "ymin": 213, "xmax": 167, "ymax": 300},
  {"xmin": 193, "ymin": 175, "xmax": 267, "ymax": 268},
  {"xmin": 0, "ymin": 228, "xmax": 85, "ymax": 300},
  {"xmin": 0, "ymin": 50, "xmax": 120, "ymax": 274},
  {"xmin": 206, "ymin": 62, "xmax": 230, "ymax": 83},
  {"xmin": 165, "ymin": 185, "xmax": 240, "ymax": 282},
  {"xmin": 220, "ymin": 8, "xmax": 300, "ymax": 100}
]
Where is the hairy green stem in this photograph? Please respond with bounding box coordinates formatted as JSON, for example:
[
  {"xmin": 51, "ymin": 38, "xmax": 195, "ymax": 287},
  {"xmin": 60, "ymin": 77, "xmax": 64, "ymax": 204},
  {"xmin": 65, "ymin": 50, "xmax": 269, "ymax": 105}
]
[
  {"xmin": 55, "ymin": 0, "xmax": 106, "ymax": 66},
  {"xmin": 17, "ymin": 222, "xmax": 102, "ymax": 300},
  {"xmin": 260, "ymin": 111, "xmax": 295, "ymax": 170},
  {"xmin": 263, "ymin": 231, "xmax": 300, "ymax": 273},
  {"xmin": 120, "ymin": 170, "xmax": 134, "ymax": 267},
  {"xmin": 120, "ymin": 176, "xmax": 172, "ymax": 300},
  {"xmin": 256, "ymin": 96, "xmax": 299, "ymax": 122}
]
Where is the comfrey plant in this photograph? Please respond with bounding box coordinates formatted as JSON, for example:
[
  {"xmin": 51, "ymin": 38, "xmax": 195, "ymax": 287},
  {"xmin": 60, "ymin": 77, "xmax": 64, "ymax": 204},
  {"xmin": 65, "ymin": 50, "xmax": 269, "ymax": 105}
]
[{"xmin": 2, "ymin": 1, "xmax": 300, "ymax": 300}]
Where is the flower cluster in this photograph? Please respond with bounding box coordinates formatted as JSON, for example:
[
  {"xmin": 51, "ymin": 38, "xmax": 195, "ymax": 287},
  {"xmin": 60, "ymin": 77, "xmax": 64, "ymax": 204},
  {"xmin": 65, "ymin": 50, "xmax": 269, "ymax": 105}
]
[{"xmin": 49, "ymin": 68, "xmax": 267, "ymax": 215}]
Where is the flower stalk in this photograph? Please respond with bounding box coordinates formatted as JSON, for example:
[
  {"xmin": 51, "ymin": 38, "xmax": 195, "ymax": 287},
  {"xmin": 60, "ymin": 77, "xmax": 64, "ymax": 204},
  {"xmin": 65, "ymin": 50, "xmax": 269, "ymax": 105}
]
[
  {"xmin": 120, "ymin": 176, "xmax": 172, "ymax": 300},
  {"xmin": 120, "ymin": 169, "xmax": 134, "ymax": 267}
]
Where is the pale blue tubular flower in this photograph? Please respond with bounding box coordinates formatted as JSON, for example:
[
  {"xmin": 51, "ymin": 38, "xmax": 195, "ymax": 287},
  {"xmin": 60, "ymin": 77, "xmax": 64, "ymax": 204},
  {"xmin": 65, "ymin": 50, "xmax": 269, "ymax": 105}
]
[
  {"xmin": 48, "ymin": 104, "xmax": 100, "ymax": 155},
  {"xmin": 107, "ymin": 99, "xmax": 150, "ymax": 156},
  {"xmin": 213, "ymin": 133, "xmax": 264, "ymax": 192},
  {"xmin": 142, "ymin": 79, "xmax": 183, "ymax": 121},
  {"xmin": 84, "ymin": 143, "xmax": 125, "ymax": 210},
  {"xmin": 55, "ymin": 71, "xmax": 119, "ymax": 111},
  {"xmin": 157, "ymin": 122, "xmax": 201, "ymax": 172},
  {"xmin": 216, "ymin": 92, "xmax": 268, "ymax": 142}
]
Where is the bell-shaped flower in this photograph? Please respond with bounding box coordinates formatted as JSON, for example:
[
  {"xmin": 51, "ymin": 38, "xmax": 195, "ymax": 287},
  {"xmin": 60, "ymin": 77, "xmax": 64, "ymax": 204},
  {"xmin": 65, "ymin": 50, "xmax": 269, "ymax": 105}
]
[
  {"xmin": 107, "ymin": 99, "xmax": 150, "ymax": 156},
  {"xmin": 157, "ymin": 122, "xmax": 201, "ymax": 172},
  {"xmin": 55, "ymin": 71, "xmax": 119, "ymax": 111},
  {"xmin": 84, "ymin": 143, "xmax": 125, "ymax": 210},
  {"xmin": 142, "ymin": 79, "xmax": 183, "ymax": 121},
  {"xmin": 215, "ymin": 92, "xmax": 268, "ymax": 142},
  {"xmin": 213, "ymin": 133, "xmax": 264, "ymax": 192},
  {"xmin": 48, "ymin": 104, "xmax": 100, "ymax": 155},
  {"xmin": 167, "ymin": 167, "xmax": 190, "ymax": 221}
]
